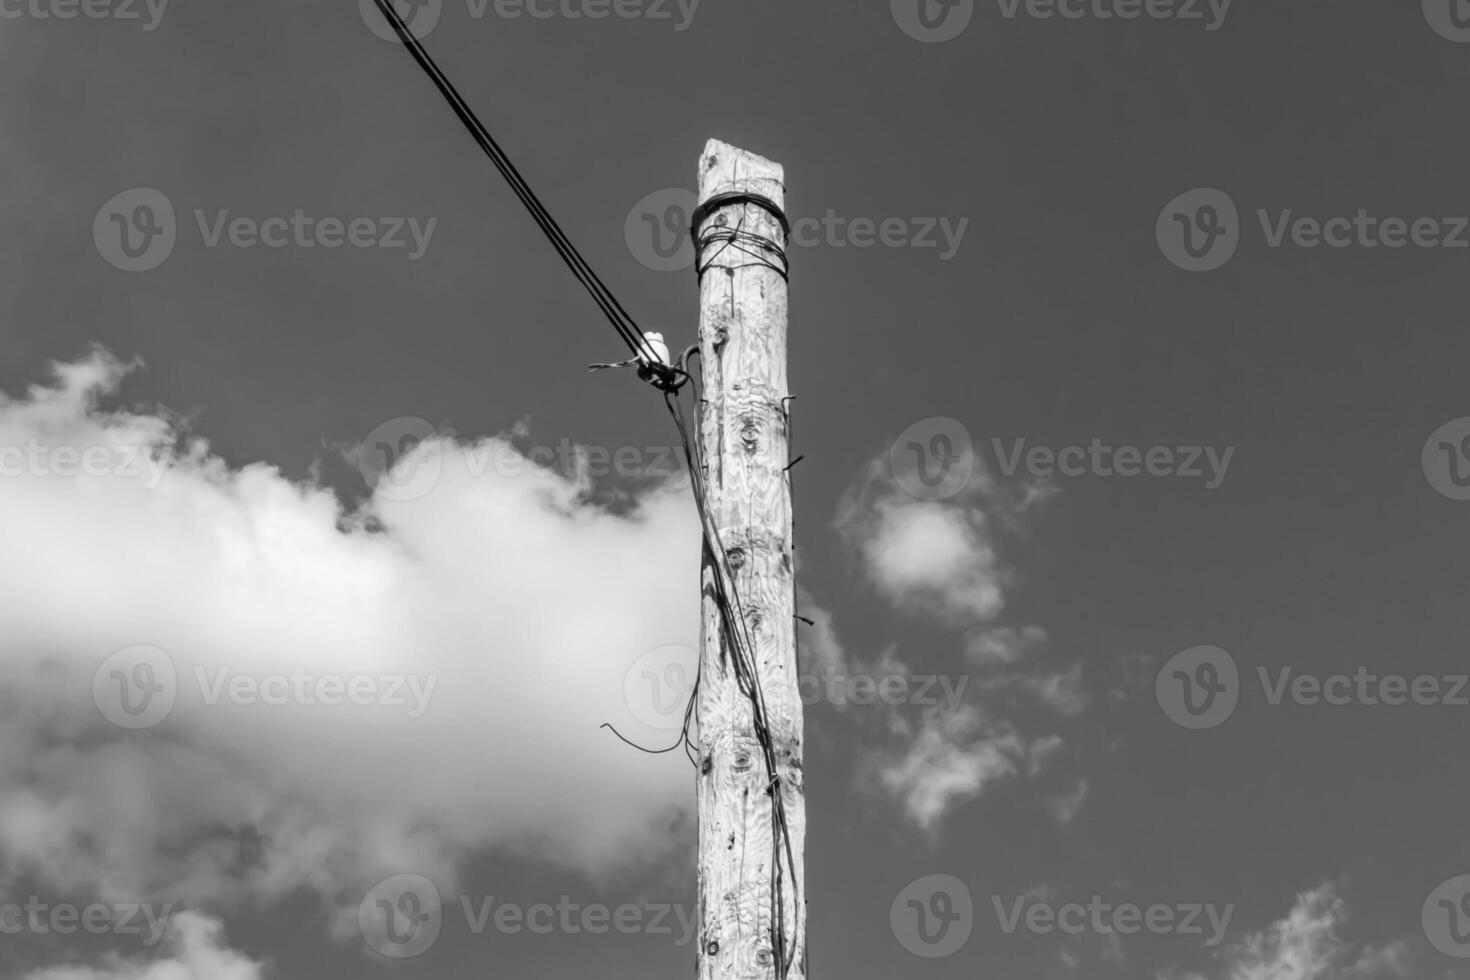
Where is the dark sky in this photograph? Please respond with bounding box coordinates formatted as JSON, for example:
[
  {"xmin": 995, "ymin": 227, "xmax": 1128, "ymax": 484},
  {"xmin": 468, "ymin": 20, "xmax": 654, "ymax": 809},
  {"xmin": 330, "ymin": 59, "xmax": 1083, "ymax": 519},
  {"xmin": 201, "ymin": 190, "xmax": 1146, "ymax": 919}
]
[{"xmin": 4, "ymin": 1, "xmax": 1470, "ymax": 979}]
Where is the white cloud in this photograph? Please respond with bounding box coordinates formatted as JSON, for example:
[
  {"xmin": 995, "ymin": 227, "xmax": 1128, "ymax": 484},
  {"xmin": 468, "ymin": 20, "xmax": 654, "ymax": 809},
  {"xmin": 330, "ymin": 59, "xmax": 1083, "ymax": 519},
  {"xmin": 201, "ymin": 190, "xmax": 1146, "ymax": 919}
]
[
  {"xmin": 866, "ymin": 705, "xmax": 1025, "ymax": 834},
  {"xmin": 1170, "ymin": 883, "xmax": 1412, "ymax": 980},
  {"xmin": 1046, "ymin": 777, "xmax": 1089, "ymax": 826},
  {"xmin": 0, "ymin": 352, "xmax": 700, "ymax": 935},
  {"xmin": 21, "ymin": 912, "xmax": 265, "ymax": 980},
  {"xmin": 834, "ymin": 459, "xmax": 1015, "ymax": 626},
  {"xmin": 831, "ymin": 448, "xmax": 1080, "ymax": 834},
  {"xmin": 964, "ymin": 625, "xmax": 1047, "ymax": 666}
]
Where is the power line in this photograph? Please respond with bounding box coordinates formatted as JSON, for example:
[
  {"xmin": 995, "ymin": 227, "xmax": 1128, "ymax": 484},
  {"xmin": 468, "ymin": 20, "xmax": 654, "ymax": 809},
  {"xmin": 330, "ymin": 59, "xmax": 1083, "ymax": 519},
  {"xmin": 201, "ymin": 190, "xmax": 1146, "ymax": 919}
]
[{"xmin": 367, "ymin": 0, "xmax": 658, "ymax": 366}]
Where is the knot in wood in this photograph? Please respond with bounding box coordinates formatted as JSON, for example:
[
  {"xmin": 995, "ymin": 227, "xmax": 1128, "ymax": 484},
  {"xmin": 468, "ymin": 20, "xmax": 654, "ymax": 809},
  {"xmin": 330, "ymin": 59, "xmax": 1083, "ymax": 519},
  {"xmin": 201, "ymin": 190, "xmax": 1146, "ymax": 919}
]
[
  {"xmin": 739, "ymin": 422, "xmax": 760, "ymax": 452},
  {"xmin": 732, "ymin": 751, "xmax": 752, "ymax": 772},
  {"xmin": 727, "ymin": 547, "xmax": 746, "ymax": 569},
  {"xmin": 755, "ymin": 948, "xmax": 775, "ymax": 968},
  {"xmin": 705, "ymin": 940, "xmax": 720, "ymax": 956}
]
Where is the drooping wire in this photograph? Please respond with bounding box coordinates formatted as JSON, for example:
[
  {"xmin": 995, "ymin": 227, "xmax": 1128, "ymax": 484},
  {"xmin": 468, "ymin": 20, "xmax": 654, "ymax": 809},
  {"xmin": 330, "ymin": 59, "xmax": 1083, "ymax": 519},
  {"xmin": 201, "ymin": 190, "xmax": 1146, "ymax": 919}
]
[
  {"xmin": 367, "ymin": 0, "xmax": 660, "ymax": 366},
  {"xmin": 366, "ymin": 4, "xmax": 797, "ymax": 964},
  {"xmin": 658, "ymin": 348, "xmax": 802, "ymax": 980}
]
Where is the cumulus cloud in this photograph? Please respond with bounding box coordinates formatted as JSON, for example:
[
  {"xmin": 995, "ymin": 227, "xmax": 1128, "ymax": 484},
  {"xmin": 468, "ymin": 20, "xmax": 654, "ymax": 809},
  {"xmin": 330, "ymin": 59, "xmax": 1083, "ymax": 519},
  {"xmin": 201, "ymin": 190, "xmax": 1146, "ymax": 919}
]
[
  {"xmin": 833, "ymin": 457, "xmax": 1019, "ymax": 626},
  {"xmin": 1169, "ymin": 883, "xmax": 1411, "ymax": 980},
  {"xmin": 21, "ymin": 913, "xmax": 265, "ymax": 980},
  {"xmin": 0, "ymin": 352, "xmax": 701, "ymax": 944}
]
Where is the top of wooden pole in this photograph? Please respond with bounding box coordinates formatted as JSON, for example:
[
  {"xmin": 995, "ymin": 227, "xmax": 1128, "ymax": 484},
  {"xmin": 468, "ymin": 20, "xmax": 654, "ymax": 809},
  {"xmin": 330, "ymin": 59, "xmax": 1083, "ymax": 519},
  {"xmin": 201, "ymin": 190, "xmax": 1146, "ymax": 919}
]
[{"xmin": 698, "ymin": 139, "xmax": 785, "ymax": 210}]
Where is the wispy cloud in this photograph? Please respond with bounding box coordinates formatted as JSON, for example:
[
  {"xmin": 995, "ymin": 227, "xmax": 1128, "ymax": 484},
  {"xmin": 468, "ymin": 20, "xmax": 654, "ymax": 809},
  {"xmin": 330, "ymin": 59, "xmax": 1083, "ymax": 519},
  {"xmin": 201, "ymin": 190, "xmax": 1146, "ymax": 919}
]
[{"xmin": 1166, "ymin": 883, "xmax": 1412, "ymax": 980}]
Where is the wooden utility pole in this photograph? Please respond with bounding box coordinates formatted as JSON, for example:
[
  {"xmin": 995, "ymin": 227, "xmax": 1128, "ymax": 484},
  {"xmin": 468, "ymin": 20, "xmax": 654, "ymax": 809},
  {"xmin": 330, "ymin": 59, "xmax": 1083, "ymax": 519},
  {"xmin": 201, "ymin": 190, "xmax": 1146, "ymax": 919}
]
[{"xmin": 693, "ymin": 140, "xmax": 805, "ymax": 980}]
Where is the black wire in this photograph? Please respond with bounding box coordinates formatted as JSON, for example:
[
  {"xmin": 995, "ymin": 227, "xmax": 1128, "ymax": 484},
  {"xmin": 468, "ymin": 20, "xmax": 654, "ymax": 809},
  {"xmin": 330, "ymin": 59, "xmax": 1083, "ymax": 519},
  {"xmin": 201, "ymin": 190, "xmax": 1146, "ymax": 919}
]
[
  {"xmin": 363, "ymin": 14, "xmax": 801, "ymax": 956},
  {"xmin": 367, "ymin": 0, "xmax": 658, "ymax": 365},
  {"xmin": 662, "ymin": 354, "xmax": 801, "ymax": 979}
]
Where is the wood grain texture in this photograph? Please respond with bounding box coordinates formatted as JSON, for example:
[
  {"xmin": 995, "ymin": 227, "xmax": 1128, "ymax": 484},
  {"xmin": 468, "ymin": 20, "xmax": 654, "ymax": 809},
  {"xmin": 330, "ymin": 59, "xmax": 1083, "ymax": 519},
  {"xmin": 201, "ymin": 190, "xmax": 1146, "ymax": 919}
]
[{"xmin": 695, "ymin": 139, "xmax": 805, "ymax": 980}]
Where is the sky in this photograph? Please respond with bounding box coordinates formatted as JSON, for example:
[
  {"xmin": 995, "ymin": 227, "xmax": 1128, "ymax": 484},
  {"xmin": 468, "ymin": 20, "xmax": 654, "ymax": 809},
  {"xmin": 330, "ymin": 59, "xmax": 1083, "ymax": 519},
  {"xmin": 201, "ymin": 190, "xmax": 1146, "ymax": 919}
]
[{"xmin": 3, "ymin": 1, "xmax": 1470, "ymax": 978}]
